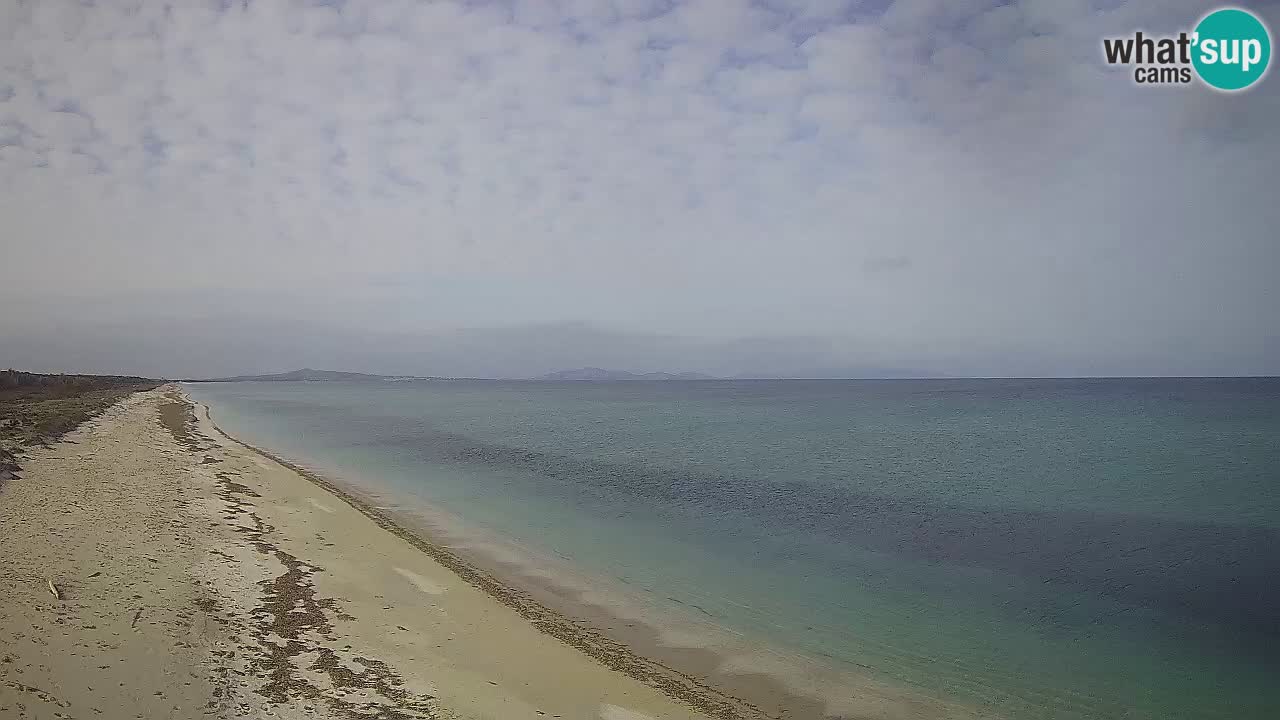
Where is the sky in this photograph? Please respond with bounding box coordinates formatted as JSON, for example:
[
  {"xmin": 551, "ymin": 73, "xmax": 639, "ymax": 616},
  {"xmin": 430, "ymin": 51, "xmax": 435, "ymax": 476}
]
[{"xmin": 1, "ymin": 0, "xmax": 1278, "ymax": 378}]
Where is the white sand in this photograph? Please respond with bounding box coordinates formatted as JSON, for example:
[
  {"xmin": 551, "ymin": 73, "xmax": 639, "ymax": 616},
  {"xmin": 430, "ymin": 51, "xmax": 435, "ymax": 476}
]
[{"xmin": 0, "ymin": 387, "xmax": 725, "ymax": 720}]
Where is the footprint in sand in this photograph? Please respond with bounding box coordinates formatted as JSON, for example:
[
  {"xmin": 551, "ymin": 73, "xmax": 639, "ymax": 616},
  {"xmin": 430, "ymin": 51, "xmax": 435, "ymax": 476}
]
[{"xmin": 394, "ymin": 567, "xmax": 445, "ymax": 595}]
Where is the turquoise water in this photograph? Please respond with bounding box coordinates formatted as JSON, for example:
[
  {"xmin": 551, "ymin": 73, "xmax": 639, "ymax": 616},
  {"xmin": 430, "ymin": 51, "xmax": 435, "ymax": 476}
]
[{"xmin": 185, "ymin": 378, "xmax": 1280, "ymax": 719}]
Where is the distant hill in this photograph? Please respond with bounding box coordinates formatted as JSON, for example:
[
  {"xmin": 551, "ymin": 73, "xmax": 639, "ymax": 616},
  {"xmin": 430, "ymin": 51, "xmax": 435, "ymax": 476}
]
[
  {"xmin": 189, "ymin": 368, "xmax": 433, "ymax": 383},
  {"xmin": 729, "ymin": 366, "xmax": 944, "ymax": 380},
  {"xmin": 190, "ymin": 365, "xmax": 937, "ymax": 383},
  {"xmin": 534, "ymin": 367, "xmax": 718, "ymax": 381}
]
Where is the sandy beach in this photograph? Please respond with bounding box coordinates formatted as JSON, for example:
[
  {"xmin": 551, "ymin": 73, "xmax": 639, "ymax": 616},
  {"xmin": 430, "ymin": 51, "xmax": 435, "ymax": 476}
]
[{"xmin": 0, "ymin": 386, "xmax": 754, "ymax": 720}]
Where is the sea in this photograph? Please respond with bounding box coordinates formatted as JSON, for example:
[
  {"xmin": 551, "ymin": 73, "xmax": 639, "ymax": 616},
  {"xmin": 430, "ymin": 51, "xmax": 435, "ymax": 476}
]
[{"xmin": 183, "ymin": 378, "xmax": 1280, "ymax": 719}]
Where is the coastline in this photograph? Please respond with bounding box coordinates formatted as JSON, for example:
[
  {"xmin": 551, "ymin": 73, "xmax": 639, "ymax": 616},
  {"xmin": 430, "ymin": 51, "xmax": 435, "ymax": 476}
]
[
  {"xmin": 4, "ymin": 376, "xmax": 1274, "ymax": 719},
  {"xmin": 195, "ymin": 400, "xmax": 782, "ymax": 720},
  {"xmin": 192, "ymin": 387, "xmax": 993, "ymax": 720},
  {"xmin": 0, "ymin": 386, "xmax": 732, "ymax": 719}
]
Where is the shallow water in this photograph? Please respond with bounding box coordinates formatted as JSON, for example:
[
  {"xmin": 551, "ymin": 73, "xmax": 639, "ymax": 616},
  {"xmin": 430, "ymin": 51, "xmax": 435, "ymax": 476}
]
[{"xmin": 185, "ymin": 378, "xmax": 1280, "ymax": 719}]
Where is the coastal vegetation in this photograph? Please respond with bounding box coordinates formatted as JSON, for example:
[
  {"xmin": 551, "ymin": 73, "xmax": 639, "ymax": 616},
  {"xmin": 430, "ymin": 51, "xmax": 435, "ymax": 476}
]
[{"xmin": 0, "ymin": 370, "xmax": 158, "ymax": 480}]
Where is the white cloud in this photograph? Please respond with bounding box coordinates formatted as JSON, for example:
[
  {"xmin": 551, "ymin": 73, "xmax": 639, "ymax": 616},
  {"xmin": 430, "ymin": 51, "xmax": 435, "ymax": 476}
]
[
  {"xmin": 1, "ymin": 0, "xmax": 1278, "ymax": 376},
  {"xmin": 801, "ymin": 23, "xmax": 889, "ymax": 91}
]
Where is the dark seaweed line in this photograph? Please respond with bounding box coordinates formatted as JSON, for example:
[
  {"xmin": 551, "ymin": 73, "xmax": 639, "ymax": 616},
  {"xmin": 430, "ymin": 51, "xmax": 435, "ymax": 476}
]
[{"xmin": 194, "ymin": 399, "xmax": 788, "ymax": 720}]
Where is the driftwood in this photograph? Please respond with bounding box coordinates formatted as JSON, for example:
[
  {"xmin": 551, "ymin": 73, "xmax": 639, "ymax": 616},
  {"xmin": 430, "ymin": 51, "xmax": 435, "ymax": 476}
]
[{"xmin": 46, "ymin": 578, "xmax": 61, "ymax": 600}]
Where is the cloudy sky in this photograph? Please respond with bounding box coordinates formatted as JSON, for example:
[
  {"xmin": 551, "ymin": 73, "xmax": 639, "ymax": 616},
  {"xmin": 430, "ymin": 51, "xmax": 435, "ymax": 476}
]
[{"xmin": 2, "ymin": 0, "xmax": 1278, "ymax": 378}]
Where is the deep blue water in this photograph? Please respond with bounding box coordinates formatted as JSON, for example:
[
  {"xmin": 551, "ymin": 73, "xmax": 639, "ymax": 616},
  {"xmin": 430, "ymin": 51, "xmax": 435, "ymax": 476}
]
[{"xmin": 185, "ymin": 378, "xmax": 1280, "ymax": 719}]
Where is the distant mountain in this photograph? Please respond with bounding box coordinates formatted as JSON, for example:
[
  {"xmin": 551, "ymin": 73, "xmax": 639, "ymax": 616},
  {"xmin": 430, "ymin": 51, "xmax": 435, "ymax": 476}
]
[
  {"xmin": 189, "ymin": 368, "xmax": 433, "ymax": 383},
  {"xmin": 534, "ymin": 367, "xmax": 718, "ymax": 381},
  {"xmin": 729, "ymin": 366, "xmax": 944, "ymax": 380},
  {"xmin": 190, "ymin": 363, "xmax": 935, "ymax": 384}
]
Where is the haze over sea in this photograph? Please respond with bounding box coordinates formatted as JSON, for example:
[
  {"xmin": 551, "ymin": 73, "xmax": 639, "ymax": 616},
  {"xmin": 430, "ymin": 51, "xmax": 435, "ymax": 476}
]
[{"xmin": 185, "ymin": 378, "xmax": 1280, "ymax": 720}]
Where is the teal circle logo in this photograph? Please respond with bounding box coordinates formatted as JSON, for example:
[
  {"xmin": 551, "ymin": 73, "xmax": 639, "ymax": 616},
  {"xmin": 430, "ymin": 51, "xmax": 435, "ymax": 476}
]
[{"xmin": 1192, "ymin": 7, "xmax": 1272, "ymax": 91}]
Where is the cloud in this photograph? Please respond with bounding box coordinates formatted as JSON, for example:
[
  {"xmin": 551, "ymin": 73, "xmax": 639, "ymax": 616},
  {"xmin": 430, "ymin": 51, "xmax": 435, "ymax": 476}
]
[{"xmin": 1, "ymin": 0, "xmax": 1278, "ymax": 376}]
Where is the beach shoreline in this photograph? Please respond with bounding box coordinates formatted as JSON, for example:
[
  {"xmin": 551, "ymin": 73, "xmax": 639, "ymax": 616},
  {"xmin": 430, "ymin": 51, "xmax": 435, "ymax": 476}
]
[
  {"xmin": 194, "ymin": 398, "xmax": 796, "ymax": 720},
  {"xmin": 190, "ymin": 386, "xmax": 993, "ymax": 720},
  {"xmin": 0, "ymin": 383, "xmax": 994, "ymax": 719},
  {"xmin": 1, "ymin": 386, "xmax": 745, "ymax": 719}
]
